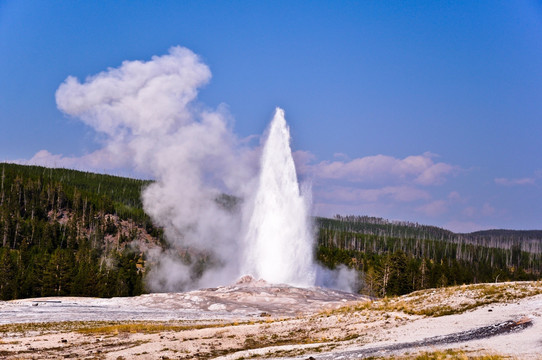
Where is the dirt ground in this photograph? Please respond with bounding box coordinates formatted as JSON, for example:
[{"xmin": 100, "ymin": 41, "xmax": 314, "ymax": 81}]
[{"xmin": 1, "ymin": 280, "xmax": 541, "ymax": 359}]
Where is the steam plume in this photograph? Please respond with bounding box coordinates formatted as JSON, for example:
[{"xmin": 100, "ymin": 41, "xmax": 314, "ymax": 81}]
[
  {"xmin": 56, "ymin": 46, "xmax": 254, "ymax": 289},
  {"xmin": 53, "ymin": 46, "xmax": 357, "ymax": 292}
]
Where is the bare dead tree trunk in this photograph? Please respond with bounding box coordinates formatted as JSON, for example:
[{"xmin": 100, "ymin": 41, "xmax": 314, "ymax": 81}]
[
  {"xmin": 12, "ymin": 222, "xmax": 19, "ymax": 249},
  {"xmin": 381, "ymin": 261, "xmax": 391, "ymax": 297},
  {"xmin": 420, "ymin": 259, "xmax": 426, "ymax": 289},
  {"xmin": 0, "ymin": 166, "xmax": 4, "ymax": 206},
  {"xmin": 2, "ymin": 220, "xmax": 7, "ymax": 248}
]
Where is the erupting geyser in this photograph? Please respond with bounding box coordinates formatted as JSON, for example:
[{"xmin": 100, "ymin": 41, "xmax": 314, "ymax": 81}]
[
  {"xmin": 49, "ymin": 46, "xmax": 356, "ymax": 292},
  {"xmin": 241, "ymin": 108, "xmax": 316, "ymax": 286}
]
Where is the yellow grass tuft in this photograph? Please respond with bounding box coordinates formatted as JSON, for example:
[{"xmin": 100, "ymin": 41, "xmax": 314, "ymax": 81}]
[{"xmin": 322, "ymin": 281, "xmax": 542, "ymax": 318}]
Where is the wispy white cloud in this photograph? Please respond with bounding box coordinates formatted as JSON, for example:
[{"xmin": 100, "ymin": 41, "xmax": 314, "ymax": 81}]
[
  {"xmin": 317, "ymin": 185, "xmax": 430, "ymax": 204},
  {"xmin": 494, "ymin": 177, "xmax": 535, "ymax": 186},
  {"xmin": 462, "ymin": 206, "xmax": 476, "ymax": 217},
  {"xmin": 481, "ymin": 202, "xmax": 495, "ymax": 216},
  {"xmin": 21, "ymin": 147, "xmax": 133, "ymax": 173},
  {"xmin": 299, "ymin": 151, "xmax": 461, "ymax": 223},
  {"xmin": 304, "ymin": 151, "xmax": 457, "ymax": 186},
  {"xmin": 416, "ymin": 200, "xmax": 448, "ymax": 216},
  {"xmin": 294, "ymin": 150, "xmax": 464, "ymax": 227},
  {"xmin": 447, "ymin": 191, "xmax": 464, "ymax": 202},
  {"xmin": 461, "ymin": 202, "xmax": 496, "ymax": 218},
  {"xmin": 292, "ymin": 150, "xmax": 316, "ymax": 176}
]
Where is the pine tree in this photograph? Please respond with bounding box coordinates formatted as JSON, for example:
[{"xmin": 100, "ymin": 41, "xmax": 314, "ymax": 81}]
[
  {"xmin": 42, "ymin": 249, "xmax": 74, "ymax": 296},
  {"xmin": 0, "ymin": 249, "xmax": 15, "ymax": 300}
]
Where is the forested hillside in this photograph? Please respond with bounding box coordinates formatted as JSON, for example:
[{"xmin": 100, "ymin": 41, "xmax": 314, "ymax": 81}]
[
  {"xmin": 326, "ymin": 215, "xmax": 542, "ymax": 253},
  {"xmin": 1, "ymin": 163, "xmax": 541, "ymax": 301},
  {"xmin": 0, "ymin": 163, "xmax": 160, "ymax": 300},
  {"xmin": 316, "ymin": 216, "xmax": 542, "ymax": 297}
]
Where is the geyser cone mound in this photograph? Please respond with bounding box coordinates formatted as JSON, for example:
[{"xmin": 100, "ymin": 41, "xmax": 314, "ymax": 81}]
[{"xmin": 242, "ymin": 108, "xmax": 315, "ymax": 287}]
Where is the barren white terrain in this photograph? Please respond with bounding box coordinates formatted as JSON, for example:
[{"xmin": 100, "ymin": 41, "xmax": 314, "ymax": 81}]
[{"xmin": 1, "ymin": 279, "xmax": 541, "ymax": 359}]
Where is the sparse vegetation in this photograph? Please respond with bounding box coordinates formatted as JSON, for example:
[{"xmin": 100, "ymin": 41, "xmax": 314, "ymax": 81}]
[
  {"xmin": 76, "ymin": 320, "xmax": 250, "ymax": 335},
  {"xmin": 325, "ymin": 281, "xmax": 542, "ymax": 318}
]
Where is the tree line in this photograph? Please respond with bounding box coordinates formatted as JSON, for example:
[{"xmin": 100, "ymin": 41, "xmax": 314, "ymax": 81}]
[
  {"xmin": 329, "ymin": 215, "xmax": 542, "ymax": 253},
  {"xmin": 316, "ymin": 217, "xmax": 541, "ymax": 297}
]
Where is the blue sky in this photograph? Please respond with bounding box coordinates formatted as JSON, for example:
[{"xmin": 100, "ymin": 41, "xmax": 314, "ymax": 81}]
[{"xmin": 1, "ymin": 1, "xmax": 541, "ymax": 232}]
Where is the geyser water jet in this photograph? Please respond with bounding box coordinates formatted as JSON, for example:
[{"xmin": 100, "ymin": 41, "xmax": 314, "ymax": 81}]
[{"xmin": 241, "ymin": 108, "xmax": 316, "ymax": 286}]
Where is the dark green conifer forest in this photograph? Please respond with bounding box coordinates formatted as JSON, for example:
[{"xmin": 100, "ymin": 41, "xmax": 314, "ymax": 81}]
[
  {"xmin": 0, "ymin": 163, "xmax": 156, "ymax": 300},
  {"xmin": 0, "ymin": 163, "xmax": 540, "ymax": 300},
  {"xmin": 316, "ymin": 216, "xmax": 542, "ymax": 297}
]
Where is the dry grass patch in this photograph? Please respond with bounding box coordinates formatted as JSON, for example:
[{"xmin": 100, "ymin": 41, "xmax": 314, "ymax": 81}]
[
  {"xmin": 75, "ymin": 319, "xmax": 263, "ymax": 335},
  {"xmin": 325, "ymin": 281, "xmax": 542, "ymax": 318},
  {"xmin": 78, "ymin": 322, "xmax": 210, "ymax": 335},
  {"xmin": 0, "ymin": 321, "xmax": 95, "ymax": 336},
  {"xmin": 0, "ymin": 319, "xmax": 245, "ymax": 337}
]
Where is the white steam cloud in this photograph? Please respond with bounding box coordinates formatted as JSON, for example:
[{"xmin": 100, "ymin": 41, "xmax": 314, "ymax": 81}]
[
  {"xmin": 53, "ymin": 46, "xmax": 356, "ymax": 292},
  {"xmin": 55, "ymin": 46, "xmax": 255, "ymax": 290}
]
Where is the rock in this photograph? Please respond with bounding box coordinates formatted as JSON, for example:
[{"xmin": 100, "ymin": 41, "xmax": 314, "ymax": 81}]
[
  {"xmin": 236, "ymin": 275, "xmax": 256, "ymax": 284},
  {"xmin": 208, "ymin": 303, "xmax": 227, "ymax": 311}
]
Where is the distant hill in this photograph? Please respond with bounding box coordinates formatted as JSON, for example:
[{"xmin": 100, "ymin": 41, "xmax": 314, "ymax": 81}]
[
  {"xmin": 319, "ymin": 215, "xmax": 542, "ymax": 253},
  {"xmin": 470, "ymin": 229, "xmax": 542, "ymax": 237}
]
